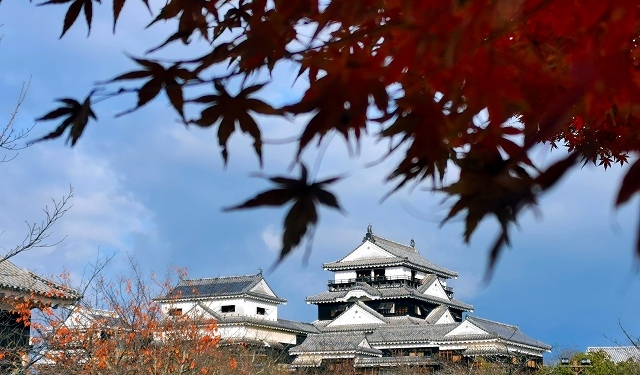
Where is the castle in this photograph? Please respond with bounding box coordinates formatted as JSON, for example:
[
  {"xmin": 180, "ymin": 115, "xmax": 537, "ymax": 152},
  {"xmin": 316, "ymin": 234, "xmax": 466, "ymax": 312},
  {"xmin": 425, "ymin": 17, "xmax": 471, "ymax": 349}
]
[
  {"xmin": 155, "ymin": 226, "xmax": 551, "ymax": 372},
  {"xmin": 287, "ymin": 227, "xmax": 551, "ymax": 372}
]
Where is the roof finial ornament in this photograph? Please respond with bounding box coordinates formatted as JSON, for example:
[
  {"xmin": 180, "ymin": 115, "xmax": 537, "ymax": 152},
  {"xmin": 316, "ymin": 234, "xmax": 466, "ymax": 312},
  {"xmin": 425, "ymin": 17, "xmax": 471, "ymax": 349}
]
[
  {"xmin": 258, "ymin": 268, "xmax": 263, "ymax": 276},
  {"xmin": 363, "ymin": 224, "xmax": 374, "ymax": 242},
  {"xmin": 410, "ymin": 239, "xmax": 415, "ymax": 248}
]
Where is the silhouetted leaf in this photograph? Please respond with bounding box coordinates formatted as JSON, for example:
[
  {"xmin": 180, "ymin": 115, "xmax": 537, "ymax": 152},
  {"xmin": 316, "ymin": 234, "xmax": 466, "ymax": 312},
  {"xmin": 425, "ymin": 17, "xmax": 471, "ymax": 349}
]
[
  {"xmin": 190, "ymin": 82, "xmax": 277, "ymax": 166},
  {"xmin": 534, "ymin": 152, "xmax": 579, "ymax": 191},
  {"xmin": 113, "ymin": 0, "xmax": 126, "ymax": 32},
  {"xmin": 32, "ymin": 94, "xmax": 96, "ymax": 146},
  {"xmin": 616, "ymin": 159, "xmax": 640, "ymax": 207},
  {"xmin": 483, "ymin": 228, "xmax": 511, "ymax": 284},
  {"xmin": 107, "ymin": 58, "xmax": 194, "ymax": 117},
  {"xmin": 40, "ymin": 0, "xmax": 98, "ymax": 37},
  {"xmin": 224, "ymin": 164, "xmax": 343, "ymax": 264}
]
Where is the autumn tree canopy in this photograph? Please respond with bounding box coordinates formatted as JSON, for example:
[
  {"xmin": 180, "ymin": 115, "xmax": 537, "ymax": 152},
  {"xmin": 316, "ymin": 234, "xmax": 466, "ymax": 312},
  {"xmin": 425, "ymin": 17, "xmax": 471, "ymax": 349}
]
[
  {"xmin": 28, "ymin": 265, "xmax": 223, "ymax": 375},
  {"xmin": 15, "ymin": 0, "xmax": 640, "ymax": 269}
]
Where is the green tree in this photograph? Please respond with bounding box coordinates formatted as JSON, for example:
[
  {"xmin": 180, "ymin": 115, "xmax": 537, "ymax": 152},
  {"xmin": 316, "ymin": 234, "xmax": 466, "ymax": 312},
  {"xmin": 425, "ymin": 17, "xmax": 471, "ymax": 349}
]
[{"xmin": 540, "ymin": 350, "xmax": 640, "ymax": 375}]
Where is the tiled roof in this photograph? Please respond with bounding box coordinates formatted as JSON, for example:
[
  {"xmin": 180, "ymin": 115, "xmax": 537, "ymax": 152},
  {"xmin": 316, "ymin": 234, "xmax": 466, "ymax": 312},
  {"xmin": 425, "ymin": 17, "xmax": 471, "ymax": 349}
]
[
  {"xmin": 0, "ymin": 259, "xmax": 80, "ymax": 301},
  {"xmin": 314, "ymin": 315, "xmax": 426, "ymax": 333},
  {"xmin": 306, "ymin": 286, "xmax": 473, "ymax": 311},
  {"xmin": 417, "ymin": 274, "xmax": 438, "ymax": 294},
  {"xmin": 290, "ymin": 331, "xmax": 382, "ymax": 356},
  {"xmin": 195, "ymin": 303, "xmax": 318, "ymax": 334},
  {"xmin": 459, "ymin": 317, "xmax": 552, "ymax": 350},
  {"xmin": 308, "ymin": 315, "xmax": 549, "ymax": 350},
  {"xmin": 464, "ymin": 347, "xmax": 513, "ymax": 356},
  {"xmin": 352, "ymin": 300, "xmax": 389, "ymax": 323},
  {"xmin": 64, "ymin": 306, "xmax": 128, "ymax": 329},
  {"xmin": 425, "ymin": 305, "xmax": 449, "ymax": 324},
  {"xmin": 354, "ymin": 355, "xmax": 440, "ymax": 367},
  {"xmin": 220, "ymin": 316, "xmax": 319, "ymax": 334},
  {"xmin": 587, "ymin": 346, "xmax": 640, "ymax": 363},
  {"xmin": 352, "ymin": 282, "xmax": 382, "ymax": 296},
  {"xmin": 324, "ymin": 233, "xmax": 458, "ymax": 278},
  {"xmin": 371, "ymin": 235, "xmax": 458, "ymax": 278},
  {"xmin": 368, "ymin": 323, "xmax": 459, "ymax": 344},
  {"xmin": 155, "ymin": 273, "xmax": 286, "ymax": 303}
]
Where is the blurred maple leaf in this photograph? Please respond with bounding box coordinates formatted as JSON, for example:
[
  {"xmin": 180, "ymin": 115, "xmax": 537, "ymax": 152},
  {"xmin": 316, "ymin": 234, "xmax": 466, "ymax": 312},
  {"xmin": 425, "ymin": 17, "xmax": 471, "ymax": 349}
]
[
  {"xmin": 32, "ymin": 95, "xmax": 96, "ymax": 146},
  {"xmin": 224, "ymin": 164, "xmax": 343, "ymax": 264},
  {"xmin": 107, "ymin": 57, "xmax": 195, "ymax": 118},
  {"xmin": 39, "ymin": 0, "xmax": 100, "ymax": 37},
  {"xmin": 190, "ymin": 82, "xmax": 278, "ymax": 166}
]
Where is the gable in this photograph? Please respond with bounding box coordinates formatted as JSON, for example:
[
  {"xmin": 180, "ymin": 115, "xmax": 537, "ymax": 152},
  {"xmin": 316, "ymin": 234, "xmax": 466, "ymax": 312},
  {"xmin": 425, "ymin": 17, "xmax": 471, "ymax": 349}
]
[
  {"xmin": 421, "ymin": 278, "xmax": 449, "ymax": 299},
  {"xmin": 341, "ymin": 241, "xmax": 394, "ymax": 262},
  {"xmin": 445, "ymin": 320, "xmax": 489, "ymax": 337},
  {"xmin": 249, "ymin": 279, "xmax": 277, "ymax": 298},
  {"xmin": 327, "ymin": 303, "xmax": 387, "ymax": 327},
  {"xmin": 435, "ymin": 310, "xmax": 455, "ymax": 324},
  {"xmin": 358, "ymin": 337, "xmax": 372, "ymax": 349}
]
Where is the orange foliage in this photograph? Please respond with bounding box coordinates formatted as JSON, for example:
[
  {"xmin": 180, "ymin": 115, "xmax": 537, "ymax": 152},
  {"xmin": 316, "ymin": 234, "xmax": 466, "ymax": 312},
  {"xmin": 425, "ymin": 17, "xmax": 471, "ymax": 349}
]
[{"xmin": 30, "ymin": 267, "xmax": 221, "ymax": 375}]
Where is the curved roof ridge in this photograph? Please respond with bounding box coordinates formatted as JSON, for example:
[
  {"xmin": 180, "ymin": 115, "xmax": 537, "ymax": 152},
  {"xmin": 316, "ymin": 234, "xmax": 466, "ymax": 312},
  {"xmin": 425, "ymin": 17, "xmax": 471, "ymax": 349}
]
[
  {"xmin": 181, "ymin": 272, "xmax": 261, "ymax": 284},
  {"xmin": 0, "ymin": 259, "xmax": 80, "ymax": 301},
  {"xmin": 371, "ymin": 234, "xmax": 417, "ymax": 253},
  {"xmin": 467, "ymin": 316, "xmax": 518, "ymax": 329}
]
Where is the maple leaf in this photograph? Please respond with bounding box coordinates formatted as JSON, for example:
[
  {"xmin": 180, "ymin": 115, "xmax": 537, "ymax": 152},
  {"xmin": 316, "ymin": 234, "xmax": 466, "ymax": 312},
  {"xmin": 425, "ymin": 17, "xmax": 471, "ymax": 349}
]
[
  {"xmin": 224, "ymin": 164, "xmax": 343, "ymax": 264},
  {"xmin": 615, "ymin": 158, "xmax": 640, "ymax": 208},
  {"xmin": 146, "ymin": 0, "xmax": 211, "ymax": 50},
  {"xmin": 39, "ymin": 0, "xmax": 101, "ymax": 38},
  {"xmin": 190, "ymin": 82, "xmax": 278, "ymax": 166},
  {"xmin": 107, "ymin": 58, "xmax": 194, "ymax": 117},
  {"xmin": 113, "ymin": 0, "xmax": 150, "ymax": 33},
  {"xmin": 32, "ymin": 94, "xmax": 96, "ymax": 146}
]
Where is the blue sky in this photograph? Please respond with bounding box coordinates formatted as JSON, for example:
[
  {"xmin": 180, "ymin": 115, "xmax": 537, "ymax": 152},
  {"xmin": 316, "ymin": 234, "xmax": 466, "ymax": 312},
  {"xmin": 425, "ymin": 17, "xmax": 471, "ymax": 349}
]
[{"xmin": 1, "ymin": 1, "xmax": 640, "ymax": 360}]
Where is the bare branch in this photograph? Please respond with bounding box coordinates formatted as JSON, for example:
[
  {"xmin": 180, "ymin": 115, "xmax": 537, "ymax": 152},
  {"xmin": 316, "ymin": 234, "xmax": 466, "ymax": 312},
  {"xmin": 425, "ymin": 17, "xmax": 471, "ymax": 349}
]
[
  {"xmin": 1, "ymin": 78, "xmax": 33, "ymax": 163},
  {"xmin": 0, "ymin": 186, "xmax": 74, "ymax": 263},
  {"xmin": 620, "ymin": 320, "xmax": 640, "ymax": 350}
]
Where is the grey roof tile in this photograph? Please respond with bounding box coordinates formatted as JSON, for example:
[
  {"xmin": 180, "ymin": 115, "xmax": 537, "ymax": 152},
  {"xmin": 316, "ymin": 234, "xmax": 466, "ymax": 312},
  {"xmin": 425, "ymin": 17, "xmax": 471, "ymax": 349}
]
[
  {"xmin": 324, "ymin": 233, "xmax": 457, "ymax": 278},
  {"xmin": 63, "ymin": 307, "xmax": 128, "ymax": 329},
  {"xmin": 417, "ymin": 274, "xmax": 438, "ymax": 293},
  {"xmin": 0, "ymin": 259, "xmax": 80, "ymax": 301},
  {"xmin": 195, "ymin": 302, "xmax": 318, "ymax": 334},
  {"xmin": 354, "ymin": 355, "xmax": 440, "ymax": 367},
  {"xmin": 307, "ymin": 315, "xmax": 550, "ymax": 350},
  {"xmin": 290, "ymin": 331, "xmax": 382, "ymax": 356},
  {"xmin": 352, "ymin": 301, "xmax": 388, "ymax": 323},
  {"xmin": 306, "ymin": 286, "xmax": 473, "ymax": 311},
  {"xmin": 461, "ymin": 316, "xmax": 551, "ymax": 350},
  {"xmin": 219, "ymin": 316, "xmax": 319, "ymax": 334},
  {"xmin": 368, "ymin": 324, "xmax": 459, "ymax": 344},
  {"xmin": 370, "ymin": 235, "xmax": 457, "ymax": 278},
  {"xmin": 425, "ymin": 305, "xmax": 449, "ymax": 324},
  {"xmin": 156, "ymin": 273, "xmax": 286, "ymax": 303}
]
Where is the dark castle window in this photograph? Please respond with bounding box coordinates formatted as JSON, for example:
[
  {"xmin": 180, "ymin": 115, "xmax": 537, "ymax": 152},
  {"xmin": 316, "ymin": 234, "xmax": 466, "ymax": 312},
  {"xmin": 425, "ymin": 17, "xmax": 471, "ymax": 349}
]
[{"xmin": 374, "ymin": 269, "xmax": 385, "ymax": 279}]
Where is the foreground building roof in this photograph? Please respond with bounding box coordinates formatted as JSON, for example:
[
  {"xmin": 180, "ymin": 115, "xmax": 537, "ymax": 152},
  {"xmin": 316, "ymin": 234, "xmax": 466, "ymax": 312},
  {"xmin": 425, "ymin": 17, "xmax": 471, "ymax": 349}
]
[
  {"xmin": 156, "ymin": 271, "xmax": 315, "ymax": 348},
  {"xmin": 154, "ymin": 272, "xmax": 286, "ymax": 304},
  {"xmin": 0, "ymin": 259, "xmax": 80, "ymax": 304}
]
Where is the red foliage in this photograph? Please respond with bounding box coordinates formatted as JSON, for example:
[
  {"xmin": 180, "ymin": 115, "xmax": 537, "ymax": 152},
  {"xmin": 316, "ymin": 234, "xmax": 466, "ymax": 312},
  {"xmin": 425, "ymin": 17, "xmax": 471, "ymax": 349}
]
[{"xmin": 31, "ymin": 1, "xmax": 640, "ymax": 268}]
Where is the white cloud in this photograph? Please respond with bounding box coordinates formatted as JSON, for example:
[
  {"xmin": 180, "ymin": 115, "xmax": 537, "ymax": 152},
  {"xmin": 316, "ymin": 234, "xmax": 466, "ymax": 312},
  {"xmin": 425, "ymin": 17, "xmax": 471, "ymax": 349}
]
[
  {"xmin": 260, "ymin": 226, "xmax": 281, "ymax": 253},
  {"xmin": 0, "ymin": 142, "xmax": 160, "ymax": 277}
]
